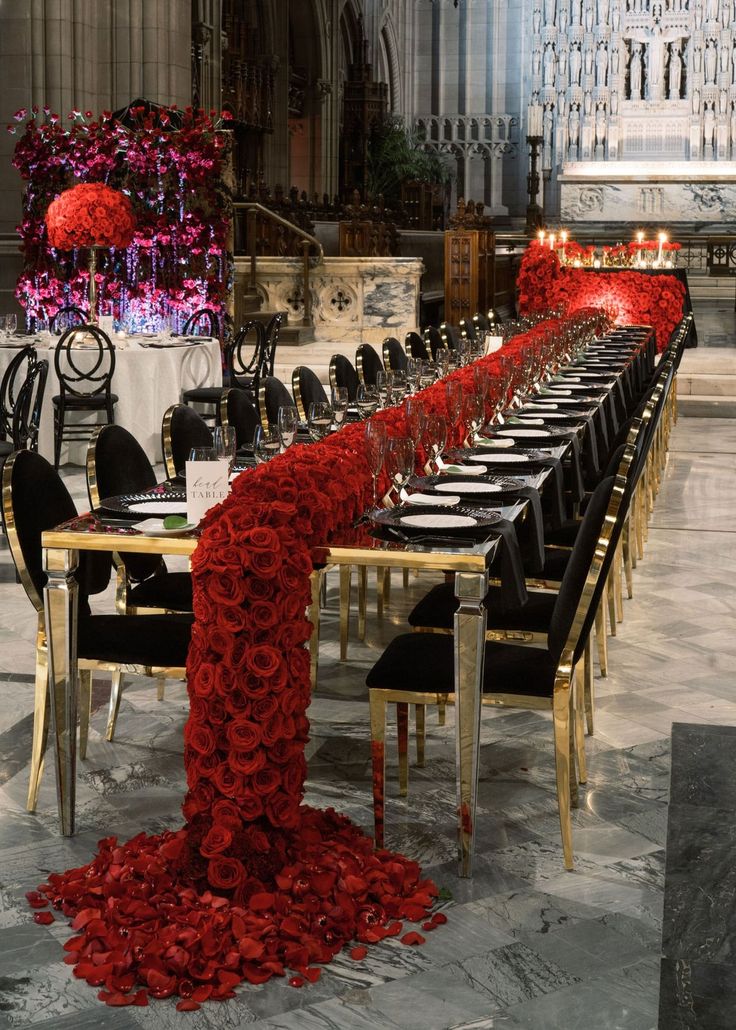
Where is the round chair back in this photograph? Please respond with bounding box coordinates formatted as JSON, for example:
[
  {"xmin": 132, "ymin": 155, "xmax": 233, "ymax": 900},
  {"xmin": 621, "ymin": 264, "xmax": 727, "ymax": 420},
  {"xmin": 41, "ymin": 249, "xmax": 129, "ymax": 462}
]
[
  {"xmin": 161, "ymin": 403, "xmax": 213, "ymax": 479},
  {"xmin": 439, "ymin": 323, "xmax": 460, "ymax": 350},
  {"xmin": 11, "ymin": 358, "xmax": 48, "ymax": 452},
  {"xmin": 405, "ymin": 331, "xmax": 429, "ymax": 360},
  {"xmin": 229, "ymin": 320, "xmax": 266, "ymax": 386},
  {"xmin": 54, "ymin": 324, "xmax": 116, "ymax": 400},
  {"xmin": 329, "ymin": 354, "xmax": 360, "ymax": 402},
  {"xmin": 382, "ymin": 337, "xmax": 408, "ymax": 372},
  {"xmin": 355, "ymin": 343, "xmax": 383, "ymax": 386},
  {"xmin": 258, "ymin": 375, "xmax": 294, "ymax": 429},
  {"xmin": 182, "ymin": 308, "xmax": 220, "ymax": 337},
  {"xmin": 423, "ymin": 326, "xmax": 443, "ymax": 361},
  {"xmin": 0, "ymin": 346, "xmax": 37, "ymax": 441},
  {"xmin": 261, "ymin": 312, "xmax": 284, "ymax": 378},
  {"xmin": 49, "ymin": 305, "xmax": 87, "ymax": 333},
  {"xmin": 292, "ymin": 366, "xmax": 328, "ymax": 422},
  {"xmin": 220, "ymin": 388, "xmax": 260, "ymax": 450}
]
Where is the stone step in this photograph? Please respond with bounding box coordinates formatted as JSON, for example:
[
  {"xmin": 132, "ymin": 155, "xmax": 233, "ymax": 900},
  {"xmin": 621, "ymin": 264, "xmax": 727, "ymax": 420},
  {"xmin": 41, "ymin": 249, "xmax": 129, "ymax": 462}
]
[
  {"xmin": 677, "ymin": 372, "xmax": 736, "ymax": 397},
  {"xmin": 678, "ymin": 395, "xmax": 736, "ymax": 417}
]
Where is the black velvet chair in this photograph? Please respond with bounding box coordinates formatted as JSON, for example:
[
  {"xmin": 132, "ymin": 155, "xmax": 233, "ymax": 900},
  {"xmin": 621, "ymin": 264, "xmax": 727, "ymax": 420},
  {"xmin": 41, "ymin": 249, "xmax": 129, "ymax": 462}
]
[
  {"xmin": 439, "ymin": 323, "xmax": 460, "ymax": 350},
  {"xmin": 220, "ymin": 387, "xmax": 260, "ymax": 452},
  {"xmin": 382, "ymin": 337, "xmax": 408, "ymax": 372},
  {"xmin": 355, "ymin": 343, "xmax": 383, "ymax": 386},
  {"xmin": 367, "ymin": 475, "xmax": 619, "ymax": 870},
  {"xmin": 2, "ymin": 449, "xmax": 192, "ymax": 811},
  {"xmin": 422, "ymin": 326, "xmax": 443, "ymax": 360},
  {"xmin": 52, "ymin": 324, "xmax": 118, "ymax": 469},
  {"xmin": 161, "ymin": 403, "xmax": 213, "ymax": 479},
  {"xmin": 292, "ymin": 366, "xmax": 329, "ymax": 422},
  {"xmin": 258, "ymin": 375, "xmax": 295, "ymax": 429},
  {"xmin": 329, "ymin": 354, "xmax": 360, "ymax": 403},
  {"xmin": 405, "ymin": 331, "xmax": 430, "ymax": 360},
  {"xmin": 86, "ymin": 424, "xmax": 193, "ymax": 614},
  {"xmin": 458, "ymin": 318, "xmax": 476, "ymax": 342}
]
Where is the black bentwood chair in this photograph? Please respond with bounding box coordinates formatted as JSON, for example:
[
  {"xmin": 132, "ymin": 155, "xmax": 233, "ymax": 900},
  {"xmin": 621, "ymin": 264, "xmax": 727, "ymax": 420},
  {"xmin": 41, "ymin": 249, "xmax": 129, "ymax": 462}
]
[
  {"xmin": 292, "ymin": 366, "xmax": 329, "ymax": 423},
  {"xmin": 2, "ymin": 449, "xmax": 192, "ymax": 811},
  {"xmin": 258, "ymin": 375, "xmax": 295, "ymax": 430},
  {"xmin": 229, "ymin": 319, "xmax": 267, "ymax": 393},
  {"xmin": 329, "ymin": 354, "xmax": 360, "ymax": 403},
  {"xmin": 355, "ymin": 343, "xmax": 383, "ymax": 386},
  {"xmin": 367, "ymin": 474, "xmax": 618, "ymax": 871},
  {"xmin": 52, "ymin": 323, "xmax": 117, "ymax": 469},
  {"xmin": 0, "ymin": 347, "xmax": 48, "ymax": 467},
  {"xmin": 219, "ymin": 387, "xmax": 260, "ymax": 453},
  {"xmin": 180, "ymin": 307, "xmax": 223, "ymax": 422},
  {"xmin": 86, "ymin": 425, "xmax": 193, "ymax": 614},
  {"xmin": 382, "ymin": 336, "xmax": 409, "ymax": 372},
  {"xmin": 161, "ymin": 403, "xmax": 213, "ymax": 480},
  {"xmin": 49, "ymin": 305, "xmax": 87, "ymax": 333},
  {"xmin": 182, "ymin": 308, "xmax": 219, "ymax": 337}
]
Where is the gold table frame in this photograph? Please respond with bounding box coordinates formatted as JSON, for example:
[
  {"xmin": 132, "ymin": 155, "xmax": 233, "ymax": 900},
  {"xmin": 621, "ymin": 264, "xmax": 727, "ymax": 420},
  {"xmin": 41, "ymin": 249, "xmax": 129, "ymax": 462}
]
[{"xmin": 42, "ymin": 521, "xmax": 501, "ymax": 877}]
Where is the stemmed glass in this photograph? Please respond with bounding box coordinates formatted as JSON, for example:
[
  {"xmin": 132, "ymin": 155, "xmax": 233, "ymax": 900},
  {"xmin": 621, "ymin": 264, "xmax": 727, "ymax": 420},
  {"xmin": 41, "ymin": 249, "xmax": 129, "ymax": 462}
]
[
  {"xmin": 253, "ymin": 426, "xmax": 281, "ymax": 463},
  {"xmin": 330, "ymin": 387, "xmax": 349, "ymax": 428},
  {"xmin": 356, "ymin": 383, "xmax": 380, "ymax": 419},
  {"xmin": 385, "ymin": 436, "xmax": 416, "ymax": 504},
  {"xmin": 422, "ymin": 413, "xmax": 447, "ymax": 473},
  {"xmin": 213, "ymin": 426, "xmax": 236, "ymax": 470},
  {"xmin": 445, "ymin": 379, "xmax": 463, "ymax": 442},
  {"xmin": 365, "ymin": 421, "xmax": 388, "ymax": 506},
  {"xmin": 406, "ymin": 358, "xmax": 422, "ymax": 393},
  {"xmin": 436, "ymin": 347, "xmax": 451, "ymax": 377},
  {"xmin": 5, "ymin": 314, "xmax": 17, "ymax": 339},
  {"xmin": 405, "ymin": 395, "xmax": 426, "ymax": 451},
  {"xmin": 375, "ymin": 370, "xmax": 394, "ymax": 409},
  {"xmin": 278, "ymin": 404, "xmax": 299, "ymax": 449},
  {"xmin": 462, "ymin": 393, "xmax": 485, "ymax": 445},
  {"xmin": 307, "ymin": 401, "xmax": 334, "ymax": 441}
]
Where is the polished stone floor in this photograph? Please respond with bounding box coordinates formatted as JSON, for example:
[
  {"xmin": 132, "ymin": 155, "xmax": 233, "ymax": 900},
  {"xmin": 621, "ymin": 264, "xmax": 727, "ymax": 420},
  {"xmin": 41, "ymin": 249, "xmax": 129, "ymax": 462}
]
[
  {"xmin": 691, "ymin": 294, "xmax": 736, "ymax": 348},
  {"xmin": 0, "ymin": 415, "xmax": 734, "ymax": 1028}
]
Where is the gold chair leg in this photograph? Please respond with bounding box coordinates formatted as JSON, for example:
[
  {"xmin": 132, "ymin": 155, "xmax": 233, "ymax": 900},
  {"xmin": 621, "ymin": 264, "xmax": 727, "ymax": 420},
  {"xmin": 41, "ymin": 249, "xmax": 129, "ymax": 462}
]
[
  {"xmin": 583, "ymin": 633, "xmax": 594, "ymax": 737},
  {"xmin": 383, "ymin": 566, "xmax": 391, "ymax": 608},
  {"xmin": 369, "ymin": 690, "xmax": 387, "ymax": 848},
  {"xmin": 26, "ymin": 652, "xmax": 49, "ymax": 813},
  {"xmin": 376, "ymin": 566, "xmax": 386, "ymax": 619},
  {"xmin": 78, "ymin": 669, "xmax": 92, "ymax": 761},
  {"xmin": 573, "ymin": 664, "xmax": 587, "ymax": 785},
  {"xmin": 309, "ymin": 569, "xmax": 322, "ymax": 690},
  {"xmin": 595, "ymin": 598, "xmax": 608, "ymax": 678},
  {"xmin": 607, "ymin": 575, "xmax": 617, "ymax": 637},
  {"xmin": 106, "ymin": 670, "xmax": 123, "ymax": 742},
  {"xmin": 552, "ymin": 679, "xmax": 575, "ymax": 871},
  {"xmin": 397, "ymin": 702, "xmax": 409, "ymax": 796},
  {"xmin": 437, "ymin": 698, "xmax": 447, "ymax": 726},
  {"xmin": 339, "ymin": 565, "xmax": 351, "ymax": 660},
  {"xmin": 614, "ymin": 545, "xmax": 624, "ymax": 623},
  {"xmin": 403, "ymin": 568, "xmax": 410, "ymax": 590},
  {"xmin": 623, "ymin": 519, "xmax": 634, "ymax": 599},
  {"xmin": 415, "ymin": 704, "xmax": 426, "ymax": 767},
  {"xmin": 357, "ymin": 566, "xmax": 367, "ymax": 641}
]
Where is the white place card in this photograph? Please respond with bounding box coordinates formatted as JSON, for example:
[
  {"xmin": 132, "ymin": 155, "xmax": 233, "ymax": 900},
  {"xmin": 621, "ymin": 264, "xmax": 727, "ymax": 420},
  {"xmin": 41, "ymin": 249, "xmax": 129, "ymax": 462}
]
[
  {"xmin": 484, "ymin": 333, "xmax": 503, "ymax": 355},
  {"xmin": 186, "ymin": 460, "xmax": 230, "ymax": 524}
]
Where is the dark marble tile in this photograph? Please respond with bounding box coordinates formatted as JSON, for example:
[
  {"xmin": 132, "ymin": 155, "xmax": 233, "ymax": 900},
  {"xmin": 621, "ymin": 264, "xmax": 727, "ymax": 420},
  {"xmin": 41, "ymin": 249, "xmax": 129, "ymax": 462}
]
[
  {"xmin": 668, "ymin": 723, "xmax": 736, "ymax": 808},
  {"xmin": 658, "ymin": 956, "xmax": 736, "ymax": 1030},
  {"xmin": 443, "ymin": 940, "xmax": 580, "ymax": 1011}
]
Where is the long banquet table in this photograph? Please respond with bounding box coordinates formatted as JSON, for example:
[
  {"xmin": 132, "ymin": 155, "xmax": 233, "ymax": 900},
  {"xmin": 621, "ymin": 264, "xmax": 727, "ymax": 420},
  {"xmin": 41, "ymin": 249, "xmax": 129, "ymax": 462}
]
[{"xmin": 0, "ymin": 333, "xmax": 221, "ymax": 464}]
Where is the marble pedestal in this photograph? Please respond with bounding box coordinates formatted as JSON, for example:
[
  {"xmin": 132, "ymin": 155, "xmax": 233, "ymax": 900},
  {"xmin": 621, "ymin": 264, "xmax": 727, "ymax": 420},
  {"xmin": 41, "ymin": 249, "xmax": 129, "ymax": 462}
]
[{"xmin": 559, "ymin": 161, "xmax": 736, "ymax": 225}]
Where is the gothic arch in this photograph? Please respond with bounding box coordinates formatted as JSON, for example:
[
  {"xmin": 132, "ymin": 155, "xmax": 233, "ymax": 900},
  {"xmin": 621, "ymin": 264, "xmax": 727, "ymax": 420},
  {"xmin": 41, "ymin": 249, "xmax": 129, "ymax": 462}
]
[{"xmin": 379, "ymin": 17, "xmax": 402, "ymax": 113}]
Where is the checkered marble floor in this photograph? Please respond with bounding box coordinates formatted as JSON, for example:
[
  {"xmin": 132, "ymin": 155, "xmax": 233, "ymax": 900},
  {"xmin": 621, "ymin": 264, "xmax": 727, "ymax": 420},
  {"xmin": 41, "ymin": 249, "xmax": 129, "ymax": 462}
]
[{"xmin": 0, "ymin": 415, "xmax": 733, "ymax": 1029}]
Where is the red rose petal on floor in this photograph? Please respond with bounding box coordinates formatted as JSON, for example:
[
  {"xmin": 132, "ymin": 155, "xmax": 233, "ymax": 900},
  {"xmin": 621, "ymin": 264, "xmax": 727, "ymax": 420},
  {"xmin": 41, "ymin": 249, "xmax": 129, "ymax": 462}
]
[
  {"xmin": 304, "ymin": 967, "xmax": 321, "ymax": 983},
  {"xmin": 25, "ymin": 892, "xmax": 49, "ymax": 909},
  {"xmin": 421, "ymin": 921, "xmax": 437, "ymax": 931},
  {"xmin": 431, "ymin": 912, "xmax": 448, "ymax": 925},
  {"xmin": 349, "ymin": 946, "xmax": 368, "ymax": 961},
  {"xmin": 33, "ymin": 912, "xmax": 54, "ymax": 925},
  {"xmin": 400, "ymin": 932, "xmax": 426, "ymax": 946},
  {"xmin": 176, "ymin": 1000, "xmax": 200, "ymax": 1011},
  {"xmin": 249, "ymin": 892, "xmax": 275, "ymax": 911},
  {"xmin": 384, "ymin": 921, "xmax": 403, "ymax": 937},
  {"xmin": 289, "ymin": 976, "xmax": 304, "ymax": 988}
]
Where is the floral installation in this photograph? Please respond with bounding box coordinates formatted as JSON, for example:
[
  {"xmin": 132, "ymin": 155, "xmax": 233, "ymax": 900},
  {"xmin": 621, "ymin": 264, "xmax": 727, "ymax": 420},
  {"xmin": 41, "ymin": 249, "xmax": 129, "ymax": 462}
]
[
  {"xmin": 517, "ymin": 241, "xmax": 685, "ymax": 352},
  {"xmin": 28, "ymin": 317, "xmax": 588, "ymax": 1011},
  {"xmin": 10, "ymin": 105, "xmax": 232, "ymax": 331},
  {"xmin": 45, "ymin": 182, "xmax": 136, "ymax": 250}
]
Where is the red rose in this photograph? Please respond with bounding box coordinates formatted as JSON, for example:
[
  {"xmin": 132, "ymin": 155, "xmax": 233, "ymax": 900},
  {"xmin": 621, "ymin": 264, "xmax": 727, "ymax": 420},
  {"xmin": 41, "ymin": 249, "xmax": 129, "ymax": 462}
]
[
  {"xmin": 227, "ymin": 719, "xmax": 262, "ymax": 751},
  {"xmin": 229, "ymin": 749, "xmax": 266, "ymax": 776},
  {"xmin": 184, "ymin": 724, "xmax": 217, "ymax": 757},
  {"xmin": 207, "ymin": 857, "xmax": 245, "ymax": 890},
  {"xmin": 251, "ymin": 766, "xmax": 281, "ymax": 796},
  {"xmin": 199, "ymin": 824, "xmax": 233, "ymax": 857},
  {"xmin": 245, "ymin": 645, "xmax": 284, "ymax": 681}
]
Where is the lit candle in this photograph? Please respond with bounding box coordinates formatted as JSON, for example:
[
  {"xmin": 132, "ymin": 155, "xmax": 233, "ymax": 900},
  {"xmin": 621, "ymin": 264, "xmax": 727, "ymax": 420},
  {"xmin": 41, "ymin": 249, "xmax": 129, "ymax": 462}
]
[
  {"xmin": 548, "ymin": 233, "xmax": 556, "ymax": 251},
  {"xmin": 657, "ymin": 232, "xmax": 666, "ymax": 266},
  {"xmin": 538, "ymin": 229, "xmax": 546, "ymax": 245},
  {"xmin": 635, "ymin": 231, "xmax": 644, "ymax": 266},
  {"xmin": 560, "ymin": 229, "xmax": 568, "ymax": 263},
  {"xmin": 593, "ymin": 258, "xmax": 601, "ymax": 268}
]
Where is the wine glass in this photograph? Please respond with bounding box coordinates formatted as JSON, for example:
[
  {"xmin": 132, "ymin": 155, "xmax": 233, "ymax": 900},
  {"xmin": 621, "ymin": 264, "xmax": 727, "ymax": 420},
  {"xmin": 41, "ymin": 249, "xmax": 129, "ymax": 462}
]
[
  {"xmin": 365, "ymin": 421, "xmax": 388, "ymax": 507},
  {"xmin": 212, "ymin": 426, "xmax": 236, "ymax": 469},
  {"xmin": 404, "ymin": 395, "xmax": 426, "ymax": 449},
  {"xmin": 385, "ymin": 436, "xmax": 415, "ymax": 500},
  {"xmin": 253, "ymin": 425, "xmax": 281, "ymax": 463},
  {"xmin": 187, "ymin": 446, "xmax": 217, "ymax": 463},
  {"xmin": 422, "ymin": 413, "xmax": 448, "ymax": 472},
  {"xmin": 445, "ymin": 379, "xmax": 463, "ymax": 429},
  {"xmin": 307, "ymin": 401, "xmax": 334, "ymax": 442},
  {"xmin": 436, "ymin": 347, "xmax": 451, "ymax": 377},
  {"xmin": 5, "ymin": 313, "xmax": 17, "ymax": 338},
  {"xmin": 356, "ymin": 383, "xmax": 380, "ymax": 419},
  {"xmin": 330, "ymin": 386, "xmax": 349, "ymax": 427},
  {"xmin": 278, "ymin": 404, "xmax": 299, "ymax": 449},
  {"xmin": 463, "ymin": 393, "xmax": 485, "ymax": 443}
]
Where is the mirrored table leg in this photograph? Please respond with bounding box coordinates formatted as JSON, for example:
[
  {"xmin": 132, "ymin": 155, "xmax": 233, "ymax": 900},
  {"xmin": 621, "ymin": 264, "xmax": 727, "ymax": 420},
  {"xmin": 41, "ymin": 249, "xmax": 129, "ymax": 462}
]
[
  {"xmin": 43, "ymin": 546, "xmax": 79, "ymax": 836},
  {"xmin": 453, "ymin": 570, "xmax": 488, "ymax": 877}
]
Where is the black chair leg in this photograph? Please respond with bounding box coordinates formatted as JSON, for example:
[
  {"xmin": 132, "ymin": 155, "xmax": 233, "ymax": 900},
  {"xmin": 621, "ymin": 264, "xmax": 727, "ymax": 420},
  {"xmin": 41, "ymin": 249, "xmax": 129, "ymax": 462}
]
[{"xmin": 53, "ymin": 406, "xmax": 63, "ymax": 470}]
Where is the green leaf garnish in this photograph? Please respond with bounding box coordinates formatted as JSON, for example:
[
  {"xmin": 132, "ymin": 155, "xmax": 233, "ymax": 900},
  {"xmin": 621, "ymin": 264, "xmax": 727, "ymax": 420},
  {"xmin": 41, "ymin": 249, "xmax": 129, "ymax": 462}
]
[{"xmin": 163, "ymin": 515, "xmax": 189, "ymax": 530}]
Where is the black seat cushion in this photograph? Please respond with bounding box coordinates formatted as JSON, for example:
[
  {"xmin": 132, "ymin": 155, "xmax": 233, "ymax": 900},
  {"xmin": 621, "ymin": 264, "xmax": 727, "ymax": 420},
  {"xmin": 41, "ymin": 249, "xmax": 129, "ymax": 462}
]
[
  {"xmin": 366, "ymin": 632, "xmax": 557, "ymax": 699},
  {"xmin": 182, "ymin": 387, "xmax": 224, "ymax": 402},
  {"xmin": 0, "ymin": 440, "xmax": 12, "ymax": 458},
  {"xmin": 126, "ymin": 572, "xmax": 193, "ymax": 611},
  {"xmin": 408, "ymin": 582, "xmax": 556, "ymax": 633},
  {"xmin": 53, "ymin": 393, "xmax": 118, "ymax": 408},
  {"xmin": 78, "ymin": 614, "xmax": 193, "ymax": 667}
]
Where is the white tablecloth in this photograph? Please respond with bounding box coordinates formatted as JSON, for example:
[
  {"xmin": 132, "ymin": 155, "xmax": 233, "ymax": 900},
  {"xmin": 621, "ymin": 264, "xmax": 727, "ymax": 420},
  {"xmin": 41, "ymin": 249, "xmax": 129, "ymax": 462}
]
[{"xmin": 0, "ymin": 334, "xmax": 222, "ymax": 465}]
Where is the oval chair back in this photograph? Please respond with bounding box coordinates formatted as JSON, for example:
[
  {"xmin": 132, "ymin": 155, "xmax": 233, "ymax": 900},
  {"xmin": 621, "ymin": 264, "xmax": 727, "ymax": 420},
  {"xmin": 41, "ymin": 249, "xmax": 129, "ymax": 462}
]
[
  {"xmin": 12, "ymin": 358, "xmax": 48, "ymax": 452},
  {"xmin": 49, "ymin": 305, "xmax": 87, "ymax": 333},
  {"xmin": 405, "ymin": 331, "xmax": 429, "ymax": 360},
  {"xmin": 258, "ymin": 375, "xmax": 294, "ymax": 430},
  {"xmin": 355, "ymin": 343, "xmax": 383, "ymax": 386},
  {"xmin": 161, "ymin": 403, "xmax": 213, "ymax": 480},
  {"xmin": 0, "ymin": 346, "xmax": 37, "ymax": 442},
  {"xmin": 261, "ymin": 312, "xmax": 284, "ymax": 378},
  {"xmin": 219, "ymin": 387, "xmax": 260, "ymax": 451},
  {"xmin": 422, "ymin": 326, "xmax": 443, "ymax": 361},
  {"xmin": 473, "ymin": 312, "xmax": 490, "ymax": 334},
  {"xmin": 52, "ymin": 324, "xmax": 117, "ymax": 469},
  {"xmin": 329, "ymin": 354, "xmax": 360, "ymax": 403},
  {"xmin": 229, "ymin": 320, "xmax": 266, "ymax": 390},
  {"xmin": 292, "ymin": 366, "xmax": 328, "ymax": 423},
  {"xmin": 382, "ymin": 337, "xmax": 408, "ymax": 372},
  {"xmin": 182, "ymin": 308, "xmax": 220, "ymax": 337},
  {"xmin": 458, "ymin": 318, "xmax": 475, "ymax": 342},
  {"xmin": 439, "ymin": 323, "xmax": 460, "ymax": 350}
]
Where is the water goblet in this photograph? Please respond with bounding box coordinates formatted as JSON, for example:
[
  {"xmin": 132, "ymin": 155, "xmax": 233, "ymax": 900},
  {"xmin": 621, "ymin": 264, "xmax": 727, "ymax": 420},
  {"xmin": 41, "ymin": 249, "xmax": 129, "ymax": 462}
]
[
  {"xmin": 356, "ymin": 383, "xmax": 380, "ymax": 419},
  {"xmin": 330, "ymin": 386, "xmax": 349, "ymax": 427},
  {"xmin": 422, "ymin": 413, "xmax": 448, "ymax": 472},
  {"xmin": 445, "ymin": 379, "xmax": 463, "ymax": 432},
  {"xmin": 404, "ymin": 395, "xmax": 426, "ymax": 448},
  {"xmin": 253, "ymin": 425, "xmax": 281, "ymax": 463},
  {"xmin": 307, "ymin": 401, "xmax": 334, "ymax": 442},
  {"xmin": 385, "ymin": 436, "xmax": 415, "ymax": 500},
  {"xmin": 5, "ymin": 313, "xmax": 17, "ymax": 338},
  {"xmin": 436, "ymin": 347, "xmax": 451, "ymax": 377},
  {"xmin": 212, "ymin": 426, "xmax": 236, "ymax": 470},
  {"xmin": 462, "ymin": 393, "xmax": 485, "ymax": 444},
  {"xmin": 277, "ymin": 404, "xmax": 299, "ymax": 449},
  {"xmin": 365, "ymin": 421, "xmax": 388, "ymax": 506}
]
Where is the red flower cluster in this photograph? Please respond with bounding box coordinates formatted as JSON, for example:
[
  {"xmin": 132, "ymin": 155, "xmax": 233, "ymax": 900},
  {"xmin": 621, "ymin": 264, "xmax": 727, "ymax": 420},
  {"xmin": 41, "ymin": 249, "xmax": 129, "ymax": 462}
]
[
  {"xmin": 46, "ymin": 182, "xmax": 136, "ymax": 250},
  {"xmin": 518, "ymin": 241, "xmax": 685, "ymax": 352},
  {"xmin": 32, "ymin": 317, "xmax": 590, "ymax": 1010}
]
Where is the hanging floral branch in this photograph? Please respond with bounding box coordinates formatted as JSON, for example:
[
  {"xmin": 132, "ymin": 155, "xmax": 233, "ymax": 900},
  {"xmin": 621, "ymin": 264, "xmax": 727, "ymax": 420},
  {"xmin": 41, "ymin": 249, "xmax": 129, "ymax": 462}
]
[{"xmin": 10, "ymin": 104, "xmax": 233, "ymax": 331}]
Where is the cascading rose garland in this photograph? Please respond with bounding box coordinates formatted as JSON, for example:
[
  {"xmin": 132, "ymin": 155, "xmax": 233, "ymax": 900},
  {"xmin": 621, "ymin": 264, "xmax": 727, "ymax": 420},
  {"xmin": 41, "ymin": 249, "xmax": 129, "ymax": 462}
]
[
  {"xmin": 28, "ymin": 318, "xmax": 599, "ymax": 1011},
  {"xmin": 45, "ymin": 183, "xmax": 137, "ymax": 251},
  {"xmin": 517, "ymin": 240, "xmax": 686, "ymax": 352}
]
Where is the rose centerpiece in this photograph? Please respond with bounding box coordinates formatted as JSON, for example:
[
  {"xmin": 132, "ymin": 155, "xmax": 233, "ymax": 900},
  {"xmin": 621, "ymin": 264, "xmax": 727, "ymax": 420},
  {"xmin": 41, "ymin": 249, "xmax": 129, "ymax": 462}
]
[{"xmin": 45, "ymin": 182, "xmax": 136, "ymax": 321}]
